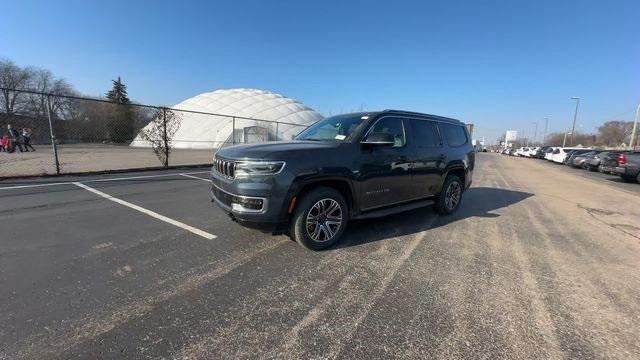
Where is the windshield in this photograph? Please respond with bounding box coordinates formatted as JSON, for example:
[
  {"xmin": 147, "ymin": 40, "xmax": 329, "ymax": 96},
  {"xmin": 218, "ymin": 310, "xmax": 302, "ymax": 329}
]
[{"xmin": 295, "ymin": 114, "xmax": 367, "ymax": 142}]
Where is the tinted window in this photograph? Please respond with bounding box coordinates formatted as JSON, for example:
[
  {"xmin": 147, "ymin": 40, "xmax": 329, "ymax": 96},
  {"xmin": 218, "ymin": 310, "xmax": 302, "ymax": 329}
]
[
  {"xmin": 411, "ymin": 119, "xmax": 441, "ymax": 147},
  {"xmin": 440, "ymin": 124, "xmax": 468, "ymax": 147},
  {"xmin": 367, "ymin": 117, "xmax": 406, "ymax": 147}
]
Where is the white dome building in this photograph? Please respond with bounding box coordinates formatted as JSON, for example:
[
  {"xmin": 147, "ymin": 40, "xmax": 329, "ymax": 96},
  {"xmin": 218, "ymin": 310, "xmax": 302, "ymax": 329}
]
[{"xmin": 131, "ymin": 88, "xmax": 323, "ymax": 149}]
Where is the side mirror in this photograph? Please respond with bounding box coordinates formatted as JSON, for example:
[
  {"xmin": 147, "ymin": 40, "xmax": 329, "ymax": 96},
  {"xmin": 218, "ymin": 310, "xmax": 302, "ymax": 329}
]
[{"xmin": 361, "ymin": 132, "xmax": 395, "ymax": 147}]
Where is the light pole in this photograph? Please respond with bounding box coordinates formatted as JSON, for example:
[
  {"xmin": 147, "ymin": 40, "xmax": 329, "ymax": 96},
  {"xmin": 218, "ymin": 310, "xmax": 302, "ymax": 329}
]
[
  {"xmin": 630, "ymin": 103, "xmax": 640, "ymax": 149},
  {"xmin": 533, "ymin": 122, "xmax": 538, "ymax": 145},
  {"xmin": 542, "ymin": 117, "xmax": 549, "ymax": 145},
  {"xmin": 562, "ymin": 131, "xmax": 572, "ymax": 147},
  {"xmin": 569, "ymin": 97, "xmax": 580, "ymax": 146}
]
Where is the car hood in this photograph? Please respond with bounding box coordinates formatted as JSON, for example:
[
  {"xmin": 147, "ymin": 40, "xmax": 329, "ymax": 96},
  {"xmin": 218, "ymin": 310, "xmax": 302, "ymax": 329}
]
[{"xmin": 215, "ymin": 141, "xmax": 342, "ymax": 160}]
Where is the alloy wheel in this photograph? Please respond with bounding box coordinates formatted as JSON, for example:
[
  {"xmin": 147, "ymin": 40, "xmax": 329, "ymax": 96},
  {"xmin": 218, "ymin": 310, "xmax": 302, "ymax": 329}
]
[
  {"xmin": 306, "ymin": 198, "xmax": 343, "ymax": 242},
  {"xmin": 444, "ymin": 181, "xmax": 462, "ymax": 211}
]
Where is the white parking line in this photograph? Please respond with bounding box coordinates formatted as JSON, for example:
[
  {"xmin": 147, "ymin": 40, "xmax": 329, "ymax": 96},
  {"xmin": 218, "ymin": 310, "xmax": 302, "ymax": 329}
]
[
  {"xmin": 89, "ymin": 171, "xmax": 210, "ymax": 183},
  {"xmin": 0, "ymin": 181, "xmax": 72, "ymax": 190},
  {"xmin": 73, "ymin": 182, "xmax": 216, "ymax": 240},
  {"xmin": 179, "ymin": 173, "xmax": 212, "ymax": 183},
  {"xmin": 0, "ymin": 171, "xmax": 211, "ymax": 190}
]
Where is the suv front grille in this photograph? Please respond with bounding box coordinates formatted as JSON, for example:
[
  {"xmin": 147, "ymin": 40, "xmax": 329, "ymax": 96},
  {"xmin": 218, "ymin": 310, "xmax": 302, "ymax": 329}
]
[{"xmin": 214, "ymin": 158, "xmax": 236, "ymax": 179}]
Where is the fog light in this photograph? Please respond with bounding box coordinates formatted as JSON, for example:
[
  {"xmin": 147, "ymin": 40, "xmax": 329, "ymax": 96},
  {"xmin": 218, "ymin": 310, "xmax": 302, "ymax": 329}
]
[{"xmin": 231, "ymin": 196, "xmax": 264, "ymax": 211}]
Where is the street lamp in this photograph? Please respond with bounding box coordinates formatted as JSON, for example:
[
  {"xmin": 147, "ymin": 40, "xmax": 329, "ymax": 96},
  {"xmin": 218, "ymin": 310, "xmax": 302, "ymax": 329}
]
[
  {"xmin": 630, "ymin": 103, "xmax": 640, "ymax": 149},
  {"xmin": 569, "ymin": 97, "xmax": 580, "ymax": 146}
]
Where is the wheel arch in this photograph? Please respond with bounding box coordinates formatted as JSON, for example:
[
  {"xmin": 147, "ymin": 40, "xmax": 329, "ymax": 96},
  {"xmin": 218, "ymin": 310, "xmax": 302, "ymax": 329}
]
[{"xmin": 288, "ymin": 177, "xmax": 357, "ymax": 217}]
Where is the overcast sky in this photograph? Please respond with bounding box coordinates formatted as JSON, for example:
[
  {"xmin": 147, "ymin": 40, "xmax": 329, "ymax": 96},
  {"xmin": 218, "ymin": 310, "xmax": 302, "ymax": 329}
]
[{"xmin": 2, "ymin": 0, "xmax": 638, "ymax": 142}]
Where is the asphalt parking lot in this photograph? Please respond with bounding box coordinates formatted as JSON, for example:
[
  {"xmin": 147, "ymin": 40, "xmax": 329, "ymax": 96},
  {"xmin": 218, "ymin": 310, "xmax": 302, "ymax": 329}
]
[{"xmin": 1, "ymin": 152, "xmax": 639, "ymax": 359}]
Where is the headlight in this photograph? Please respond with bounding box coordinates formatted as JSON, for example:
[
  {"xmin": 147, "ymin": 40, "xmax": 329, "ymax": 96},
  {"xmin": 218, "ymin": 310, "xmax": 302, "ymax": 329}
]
[{"xmin": 235, "ymin": 161, "xmax": 285, "ymax": 177}]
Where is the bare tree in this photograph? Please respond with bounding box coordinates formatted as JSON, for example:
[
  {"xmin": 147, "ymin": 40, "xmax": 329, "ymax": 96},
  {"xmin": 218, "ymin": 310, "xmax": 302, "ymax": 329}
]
[
  {"xmin": 597, "ymin": 121, "xmax": 634, "ymax": 147},
  {"xmin": 0, "ymin": 59, "xmax": 32, "ymax": 114},
  {"xmin": 139, "ymin": 108, "xmax": 182, "ymax": 168},
  {"xmin": 25, "ymin": 68, "xmax": 76, "ymax": 118},
  {"xmin": 544, "ymin": 132, "xmax": 596, "ymax": 147}
]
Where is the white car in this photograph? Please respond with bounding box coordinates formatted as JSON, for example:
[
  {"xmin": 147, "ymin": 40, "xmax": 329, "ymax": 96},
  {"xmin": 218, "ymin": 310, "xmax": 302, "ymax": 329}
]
[
  {"xmin": 544, "ymin": 147, "xmax": 557, "ymax": 160},
  {"xmin": 525, "ymin": 147, "xmax": 539, "ymax": 157},
  {"xmin": 515, "ymin": 147, "xmax": 529, "ymax": 157},
  {"xmin": 550, "ymin": 147, "xmax": 584, "ymax": 163}
]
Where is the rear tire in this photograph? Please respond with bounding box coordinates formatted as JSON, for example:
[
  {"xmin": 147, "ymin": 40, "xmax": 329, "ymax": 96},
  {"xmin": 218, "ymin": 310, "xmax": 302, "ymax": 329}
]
[
  {"xmin": 434, "ymin": 174, "xmax": 463, "ymax": 215},
  {"xmin": 290, "ymin": 187, "xmax": 349, "ymax": 250}
]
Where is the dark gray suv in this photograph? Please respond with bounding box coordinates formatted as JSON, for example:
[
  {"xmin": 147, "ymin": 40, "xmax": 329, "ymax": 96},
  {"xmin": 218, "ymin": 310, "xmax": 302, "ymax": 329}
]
[{"xmin": 210, "ymin": 110, "xmax": 475, "ymax": 250}]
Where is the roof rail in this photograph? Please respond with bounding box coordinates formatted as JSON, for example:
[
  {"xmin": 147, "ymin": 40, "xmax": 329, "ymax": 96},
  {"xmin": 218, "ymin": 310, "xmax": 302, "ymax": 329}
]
[{"xmin": 381, "ymin": 109, "xmax": 462, "ymax": 123}]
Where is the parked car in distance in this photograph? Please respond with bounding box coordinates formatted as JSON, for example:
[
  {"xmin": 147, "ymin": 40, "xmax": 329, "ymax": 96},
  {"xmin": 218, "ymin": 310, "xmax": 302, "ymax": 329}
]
[
  {"xmin": 613, "ymin": 151, "xmax": 640, "ymax": 182},
  {"xmin": 544, "ymin": 147, "xmax": 557, "ymax": 160},
  {"xmin": 585, "ymin": 151, "xmax": 609, "ymax": 171},
  {"xmin": 210, "ymin": 110, "xmax": 475, "ymax": 250},
  {"xmin": 525, "ymin": 147, "xmax": 539, "ymax": 158},
  {"xmin": 535, "ymin": 146, "xmax": 551, "ymax": 159},
  {"xmin": 565, "ymin": 149, "xmax": 593, "ymax": 166},
  {"xmin": 550, "ymin": 147, "xmax": 586, "ymax": 164},
  {"xmin": 599, "ymin": 151, "xmax": 624, "ymax": 174},
  {"xmin": 571, "ymin": 150, "xmax": 600, "ymax": 168}
]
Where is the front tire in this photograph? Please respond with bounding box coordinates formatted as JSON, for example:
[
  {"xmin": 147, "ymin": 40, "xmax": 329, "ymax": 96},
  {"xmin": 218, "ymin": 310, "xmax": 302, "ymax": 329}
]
[
  {"xmin": 434, "ymin": 174, "xmax": 463, "ymax": 215},
  {"xmin": 290, "ymin": 187, "xmax": 349, "ymax": 250}
]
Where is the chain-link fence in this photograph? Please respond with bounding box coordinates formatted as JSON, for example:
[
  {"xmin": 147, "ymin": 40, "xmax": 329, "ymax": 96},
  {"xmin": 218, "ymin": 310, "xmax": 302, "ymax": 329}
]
[{"xmin": 0, "ymin": 88, "xmax": 310, "ymax": 178}]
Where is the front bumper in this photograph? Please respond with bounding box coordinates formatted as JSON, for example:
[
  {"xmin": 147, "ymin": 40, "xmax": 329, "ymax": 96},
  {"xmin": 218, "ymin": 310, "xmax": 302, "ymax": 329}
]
[
  {"xmin": 210, "ymin": 182, "xmax": 268, "ymax": 214},
  {"xmin": 613, "ymin": 166, "xmax": 634, "ymax": 177},
  {"xmin": 209, "ymin": 168, "xmax": 293, "ymax": 231}
]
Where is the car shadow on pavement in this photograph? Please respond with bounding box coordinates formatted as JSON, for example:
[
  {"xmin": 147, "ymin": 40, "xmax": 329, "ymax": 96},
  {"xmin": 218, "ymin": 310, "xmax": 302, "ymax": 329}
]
[{"xmin": 335, "ymin": 187, "xmax": 534, "ymax": 249}]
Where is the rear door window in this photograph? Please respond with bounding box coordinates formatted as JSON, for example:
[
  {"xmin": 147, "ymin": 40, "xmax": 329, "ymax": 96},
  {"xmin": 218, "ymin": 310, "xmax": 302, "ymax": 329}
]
[
  {"xmin": 440, "ymin": 123, "xmax": 468, "ymax": 147},
  {"xmin": 410, "ymin": 119, "xmax": 441, "ymax": 147}
]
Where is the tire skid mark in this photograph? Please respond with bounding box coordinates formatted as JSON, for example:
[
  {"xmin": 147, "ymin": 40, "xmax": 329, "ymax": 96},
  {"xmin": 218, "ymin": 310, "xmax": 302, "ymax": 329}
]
[
  {"xmin": 12, "ymin": 239, "xmax": 287, "ymax": 360},
  {"xmin": 496, "ymin": 164, "xmax": 598, "ymax": 358},
  {"xmin": 480, "ymin": 168, "xmax": 563, "ymax": 357},
  {"xmin": 177, "ymin": 239, "xmax": 377, "ymax": 358},
  {"xmin": 523, "ymin": 203, "xmax": 640, "ymax": 358},
  {"xmin": 498, "ymin": 155, "xmax": 640, "ymax": 358},
  {"xmin": 487, "ymin": 177, "xmax": 564, "ymax": 358},
  {"xmin": 325, "ymin": 229, "xmax": 433, "ymax": 360},
  {"xmin": 526, "ymin": 199, "xmax": 640, "ymax": 323}
]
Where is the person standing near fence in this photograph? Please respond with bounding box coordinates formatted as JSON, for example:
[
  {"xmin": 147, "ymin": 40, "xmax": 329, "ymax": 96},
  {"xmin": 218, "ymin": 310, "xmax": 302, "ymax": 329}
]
[
  {"xmin": 22, "ymin": 127, "xmax": 35, "ymax": 151},
  {"xmin": 7, "ymin": 124, "xmax": 24, "ymax": 153},
  {"xmin": 0, "ymin": 132, "xmax": 7, "ymax": 152}
]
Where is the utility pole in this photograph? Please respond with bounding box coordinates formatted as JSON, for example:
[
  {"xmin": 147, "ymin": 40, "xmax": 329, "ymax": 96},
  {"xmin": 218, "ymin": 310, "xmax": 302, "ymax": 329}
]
[
  {"xmin": 630, "ymin": 103, "xmax": 640, "ymax": 149},
  {"xmin": 569, "ymin": 97, "xmax": 580, "ymax": 146}
]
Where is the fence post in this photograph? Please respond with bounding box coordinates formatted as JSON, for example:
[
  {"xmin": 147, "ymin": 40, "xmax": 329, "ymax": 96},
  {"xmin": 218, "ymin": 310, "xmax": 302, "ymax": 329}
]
[
  {"xmin": 162, "ymin": 107, "xmax": 168, "ymax": 168},
  {"xmin": 46, "ymin": 95, "xmax": 61, "ymax": 175},
  {"xmin": 232, "ymin": 116, "xmax": 236, "ymax": 144}
]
